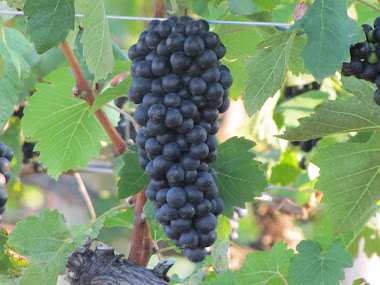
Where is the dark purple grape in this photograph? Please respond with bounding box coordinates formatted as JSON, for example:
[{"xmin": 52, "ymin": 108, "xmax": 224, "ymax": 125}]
[
  {"xmin": 195, "ymin": 213, "xmax": 218, "ymax": 233},
  {"xmin": 198, "ymin": 230, "xmax": 217, "ymax": 247},
  {"xmin": 179, "ymin": 229, "xmax": 199, "ymax": 249},
  {"xmin": 202, "ymin": 32, "xmax": 220, "ymax": 49},
  {"xmin": 184, "ymin": 248, "xmax": 207, "ymax": 263},
  {"xmin": 184, "ymin": 185, "xmax": 204, "ymax": 204},
  {"xmin": 189, "ymin": 78, "xmax": 207, "ymax": 95},
  {"xmin": 167, "ymin": 187, "xmax": 187, "ymax": 208},
  {"xmin": 184, "ymin": 36, "xmax": 205, "ymax": 56},
  {"xmin": 167, "ymin": 33, "xmax": 186, "ymax": 52}
]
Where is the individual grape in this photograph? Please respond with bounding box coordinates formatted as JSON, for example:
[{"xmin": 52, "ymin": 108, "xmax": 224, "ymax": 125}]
[
  {"xmin": 166, "ymin": 33, "xmax": 186, "ymax": 52},
  {"xmin": 145, "ymin": 138, "xmax": 163, "ymax": 156},
  {"xmin": 148, "ymin": 19, "xmax": 160, "ymax": 31},
  {"xmin": 171, "ymin": 217, "xmax": 192, "ymax": 233},
  {"xmin": 145, "ymin": 161, "xmax": 165, "ymax": 181},
  {"xmin": 180, "ymin": 100, "xmax": 198, "ymax": 119},
  {"xmin": 187, "ymin": 62, "xmax": 203, "ymax": 77},
  {"xmin": 162, "ymin": 142, "xmax": 181, "ymax": 161},
  {"xmin": 157, "ymin": 20, "xmax": 174, "ymax": 38},
  {"xmin": 184, "ymin": 36, "xmax": 205, "ymax": 56},
  {"xmin": 206, "ymin": 135, "xmax": 218, "ymax": 152},
  {"xmin": 157, "ymin": 40, "xmax": 172, "ymax": 58},
  {"xmin": 131, "ymin": 77, "xmax": 151, "ymax": 97},
  {"xmin": 205, "ymin": 150, "xmax": 218, "ymax": 164},
  {"xmin": 0, "ymin": 158, "xmax": 10, "ymax": 175},
  {"xmin": 175, "ymin": 135, "xmax": 191, "ymax": 151},
  {"xmin": 187, "ymin": 126, "xmax": 207, "ymax": 144},
  {"xmin": 131, "ymin": 56, "xmax": 145, "ymax": 75},
  {"xmin": 157, "ymin": 204, "xmax": 178, "ymax": 221},
  {"xmin": 172, "ymin": 22, "xmax": 186, "ymax": 34},
  {"xmin": 167, "ymin": 187, "xmax": 187, "ymax": 208},
  {"xmin": 145, "ymin": 185, "xmax": 158, "ymax": 201},
  {"xmin": 208, "ymin": 168, "xmax": 217, "ymax": 181},
  {"xmin": 166, "ymin": 164, "xmax": 185, "ymax": 185},
  {"xmin": 191, "ymin": 95, "xmax": 208, "ymax": 109},
  {"xmin": 145, "ymin": 30, "xmax": 161, "ymax": 49},
  {"xmin": 139, "ymin": 157, "xmax": 149, "ymax": 169},
  {"xmin": 157, "ymin": 131, "xmax": 176, "ymax": 145},
  {"xmin": 184, "ymin": 248, "xmax": 207, "ymax": 263},
  {"xmin": 164, "ymin": 93, "xmax": 182, "ymax": 108},
  {"xmin": 151, "ymin": 57, "xmax": 171, "ymax": 77},
  {"xmin": 170, "ymin": 51, "xmax": 192, "ymax": 73},
  {"xmin": 185, "ymin": 20, "xmax": 206, "ymax": 37},
  {"xmin": 136, "ymin": 60, "xmax": 154, "ymax": 79},
  {"xmin": 202, "ymin": 32, "xmax": 220, "ymax": 49},
  {"xmin": 184, "ymin": 170, "xmax": 198, "ymax": 184},
  {"xmin": 0, "ymin": 188, "xmax": 8, "ymax": 208},
  {"xmin": 136, "ymin": 38, "xmax": 151, "ymax": 55},
  {"xmin": 218, "ymin": 98, "xmax": 230, "ymax": 113},
  {"xmin": 162, "ymin": 73, "xmax": 182, "ymax": 93},
  {"xmin": 202, "ymin": 67, "xmax": 221, "ymax": 84},
  {"xmin": 213, "ymin": 43, "xmax": 226, "ymax": 59},
  {"xmin": 151, "ymin": 79, "xmax": 165, "ymax": 94},
  {"xmin": 196, "ymin": 49, "xmax": 217, "ymax": 69},
  {"xmin": 178, "ymin": 88, "xmax": 191, "ymax": 100},
  {"xmin": 164, "ymin": 225, "xmax": 181, "ymax": 240},
  {"xmin": 148, "ymin": 104, "xmax": 166, "ymax": 123},
  {"xmin": 204, "ymin": 183, "xmax": 218, "ymax": 199},
  {"xmin": 156, "ymin": 188, "xmax": 169, "ymax": 206},
  {"xmin": 219, "ymin": 70, "xmax": 233, "ymax": 89},
  {"xmin": 208, "ymin": 97, "xmax": 223, "ymax": 109},
  {"xmin": 201, "ymin": 108, "xmax": 219, "ymax": 123},
  {"xmin": 361, "ymin": 61, "xmax": 378, "ymax": 82},
  {"xmin": 189, "ymin": 78, "xmax": 207, "ymax": 95},
  {"xmin": 179, "ymin": 229, "xmax": 199, "ymax": 249},
  {"xmin": 180, "ymin": 154, "xmax": 200, "ymax": 171},
  {"xmin": 195, "ymin": 199, "xmax": 212, "ymax": 217},
  {"xmin": 189, "ymin": 143, "xmax": 209, "ymax": 160},
  {"xmin": 153, "ymin": 155, "xmax": 174, "ymax": 174},
  {"xmin": 165, "ymin": 109, "xmax": 183, "ymax": 128},
  {"xmin": 209, "ymin": 121, "xmax": 219, "ymax": 135},
  {"xmin": 184, "ymin": 185, "xmax": 204, "ymax": 204},
  {"xmin": 205, "ymin": 83, "xmax": 224, "ymax": 101},
  {"xmin": 195, "ymin": 172, "xmax": 215, "ymax": 192},
  {"xmin": 182, "ymin": 74, "xmax": 192, "ymax": 87},
  {"xmin": 128, "ymin": 44, "xmax": 139, "ymax": 60},
  {"xmin": 147, "ymin": 120, "xmax": 168, "ymax": 136},
  {"xmin": 178, "ymin": 203, "xmax": 196, "ymax": 219},
  {"xmin": 177, "ymin": 118, "xmax": 194, "ymax": 134},
  {"xmin": 195, "ymin": 213, "xmax": 218, "ymax": 233},
  {"xmin": 198, "ymin": 230, "xmax": 217, "ymax": 247},
  {"xmin": 197, "ymin": 162, "xmax": 209, "ymax": 172}
]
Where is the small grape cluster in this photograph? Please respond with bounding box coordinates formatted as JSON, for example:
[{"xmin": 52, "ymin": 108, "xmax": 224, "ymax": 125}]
[
  {"xmin": 291, "ymin": 138, "xmax": 320, "ymax": 169},
  {"xmin": 341, "ymin": 16, "xmax": 380, "ymax": 104},
  {"xmin": 0, "ymin": 142, "xmax": 14, "ymax": 223},
  {"xmin": 283, "ymin": 81, "xmax": 320, "ymax": 100},
  {"xmin": 229, "ymin": 207, "xmax": 248, "ymax": 242},
  {"xmin": 128, "ymin": 15, "xmax": 232, "ymax": 262}
]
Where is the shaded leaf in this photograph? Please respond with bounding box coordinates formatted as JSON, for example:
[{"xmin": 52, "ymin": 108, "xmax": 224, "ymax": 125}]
[
  {"xmin": 236, "ymin": 241, "xmax": 293, "ymax": 285},
  {"xmin": 203, "ymin": 270, "xmax": 236, "ymax": 285},
  {"xmin": 244, "ymin": 31, "xmax": 296, "ymax": 116},
  {"xmin": 24, "ymin": 0, "xmax": 75, "ymax": 53},
  {"xmin": 290, "ymin": 0, "xmax": 364, "ymax": 81},
  {"xmin": 341, "ymin": 76, "xmax": 376, "ymax": 105},
  {"xmin": 252, "ymin": 0, "xmax": 280, "ymax": 11},
  {"xmin": 227, "ymin": 0, "xmax": 257, "ymax": 15},
  {"xmin": 288, "ymin": 239, "xmax": 353, "ymax": 285},
  {"xmin": 270, "ymin": 151, "xmax": 301, "ymax": 185},
  {"xmin": 312, "ymin": 133, "xmax": 380, "ymax": 233},
  {"xmin": 104, "ymin": 211, "xmax": 134, "ymax": 229},
  {"xmin": 213, "ymin": 137, "xmax": 268, "ymax": 218},
  {"xmin": 80, "ymin": 0, "xmax": 114, "ymax": 82},
  {"xmin": 192, "ymin": 0, "xmax": 212, "ymax": 17},
  {"xmin": 117, "ymin": 144, "xmax": 150, "ymax": 199}
]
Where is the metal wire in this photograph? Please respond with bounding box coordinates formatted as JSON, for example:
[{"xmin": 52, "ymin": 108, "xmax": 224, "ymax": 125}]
[{"xmin": 0, "ymin": 10, "xmax": 293, "ymax": 27}]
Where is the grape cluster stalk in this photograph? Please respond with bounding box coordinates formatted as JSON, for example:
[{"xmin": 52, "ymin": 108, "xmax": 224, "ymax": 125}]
[
  {"xmin": 128, "ymin": 15, "xmax": 232, "ymax": 262},
  {"xmin": 341, "ymin": 16, "xmax": 380, "ymax": 104},
  {"xmin": 0, "ymin": 142, "xmax": 14, "ymax": 224}
]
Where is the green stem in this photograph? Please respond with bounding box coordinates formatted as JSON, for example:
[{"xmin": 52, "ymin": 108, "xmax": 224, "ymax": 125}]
[
  {"xmin": 65, "ymin": 204, "xmax": 132, "ymax": 243},
  {"xmin": 355, "ymin": 0, "xmax": 380, "ymax": 13},
  {"xmin": 155, "ymin": 245, "xmax": 177, "ymax": 254},
  {"xmin": 168, "ymin": 0, "xmax": 179, "ymax": 15}
]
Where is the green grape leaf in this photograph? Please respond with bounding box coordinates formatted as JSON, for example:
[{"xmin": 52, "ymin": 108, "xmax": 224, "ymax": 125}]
[
  {"xmin": 212, "ymin": 216, "xmax": 231, "ymax": 274},
  {"xmin": 192, "ymin": 0, "xmax": 212, "ymax": 17},
  {"xmin": 203, "ymin": 270, "xmax": 236, "ymax": 285},
  {"xmin": 0, "ymin": 52, "xmax": 6, "ymax": 79},
  {"xmin": 8, "ymin": 208, "xmax": 74, "ymax": 285},
  {"xmin": 341, "ymin": 76, "xmax": 376, "ymax": 105},
  {"xmin": 104, "ymin": 211, "xmax": 134, "ymax": 229},
  {"xmin": 270, "ymin": 151, "xmax": 301, "ymax": 185},
  {"xmin": 0, "ymin": 275, "xmax": 20, "ymax": 285},
  {"xmin": 288, "ymin": 35, "xmax": 307, "ymax": 76},
  {"xmin": 0, "ymin": 117, "xmax": 22, "ymax": 180},
  {"xmin": 92, "ymin": 61, "xmax": 131, "ymax": 112},
  {"xmin": 290, "ymin": 0, "xmax": 364, "ymax": 81},
  {"xmin": 349, "ymin": 226, "xmax": 380, "ymax": 258},
  {"xmin": 213, "ymin": 137, "xmax": 268, "ymax": 218},
  {"xmin": 22, "ymin": 67, "xmax": 109, "ymax": 179},
  {"xmin": 252, "ymin": 0, "xmax": 280, "ymax": 11},
  {"xmin": 274, "ymin": 90, "xmax": 329, "ymax": 128},
  {"xmin": 278, "ymin": 100, "xmax": 380, "ymax": 141},
  {"xmin": 0, "ymin": 26, "xmax": 31, "ymax": 129},
  {"xmin": 312, "ymin": 133, "xmax": 380, "ymax": 234},
  {"xmin": 117, "ymin": 145, "xmax": 150, "ymax": 199},
  {"xmin": 244, "ymin": 31, "xmax": 296, "ymax": 116},
  {"xmin": 214, "ymin": 15, "xmax": 263, "ymax": 98},
  {"xmin": 288, "ymin": 239, "xmax": 353, "ymax": 285},
  {"xmin": 7, "ymin": 0, "xmax": 24, "ymax": 9},
  {"xmin": 0, "ymin": 228, "xmax": 18, "ymax": 276},
  {"xmin": 227, "ymin": 0, "xmax": 257, "ymax": 15},
  {"xmin": 236, "ymin": 241, "xmax": 293, "ymax": 285},
  {"xmin": 80, "ymin": 0, "xmax": 114, "ymax": 82},
  {"xmin": 23, "ymin": 0, "xmax": 75, "ymax": 54},
  {"xmin": 69, "ymin": 218, "xmax": 104, "ymax": 246}
]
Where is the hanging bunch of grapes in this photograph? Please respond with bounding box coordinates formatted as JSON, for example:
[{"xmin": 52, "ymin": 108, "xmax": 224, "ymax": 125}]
[
  {"xmin": 128, "ymin": 15, "xmax": 232, "ymax": 262},
  {"xmin": 0, "ymin": 142, "xmax": 14, "ymax": 224}
]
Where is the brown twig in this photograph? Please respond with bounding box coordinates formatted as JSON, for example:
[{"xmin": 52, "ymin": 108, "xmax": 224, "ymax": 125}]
[
  {"xmin": 128, "ymin": 187, "xmax": 154, "ymax": 267},
  {"xmin": 74, "ymin": 172, "xmax": 97, "ymax": 222},
  {"xmin": 154, "ymin": 0, "xmax": 165, "ymax": 17},
  {"xmin": 59, "ymin": 41, "xmax": 126, "ymax": 156}
]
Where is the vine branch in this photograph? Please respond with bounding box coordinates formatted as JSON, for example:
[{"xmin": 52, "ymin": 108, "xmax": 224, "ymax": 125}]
[
  {"xmin": 128, "ymin": 187, "xmax": 155, "ymax": 267},
  {"xmin": 355, "ymin": 0, "xmax": 380, "ymax": 12},
  {"xmin": 59, "ymin": 41, "xmax": 126, "ymax": 156}
]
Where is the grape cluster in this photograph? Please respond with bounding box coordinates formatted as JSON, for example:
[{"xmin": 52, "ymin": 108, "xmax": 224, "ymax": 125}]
[
  {"xmin": 283, "ymin": 81, "xmax": 320, "ymax": 100},
  {"xmin": 229, "ymin": 207, "xmax": 248, "ymax": 241},
  {"xmin": 341, "ymin": 17, "xmax": 380, "ymax": 104},
  {"xmin": 0, "ymin": 142, "xmax": 14, "ymax": 223},
  {"xmin": 128, "ymin": 15, "xmax": 231, "ymax": 262}
]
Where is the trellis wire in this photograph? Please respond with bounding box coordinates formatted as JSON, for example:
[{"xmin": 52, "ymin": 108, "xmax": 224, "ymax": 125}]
[{"xmin": 0, "ymin": 10, "xmax": 293, "ymax": 27}]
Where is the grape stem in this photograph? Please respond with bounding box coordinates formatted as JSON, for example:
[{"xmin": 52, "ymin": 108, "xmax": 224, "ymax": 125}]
[
  {"xmin": 105, "ymin": 103, "xmax": 140, "ymax": 131},
  {"xmin": 355, "ymin": 0, "xmax": 380, "ymax": 12},
  {"xmin": 65, "ymin": 203, "xmax": 134, "ymax": 243},
  {"xmin": 154, "ymin": 245, "xmax": 177, "ymax": 254},
  {"xmin": 74, "ymin": 172, "xmax": 97, "ymax": 222},
  {"xmin": 128, "ymin": 187, "xmax": 155, "ymax": 267},
  {"xmin": 59, "ymin": 41, "xmax": 126, "ymax": 156}
]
